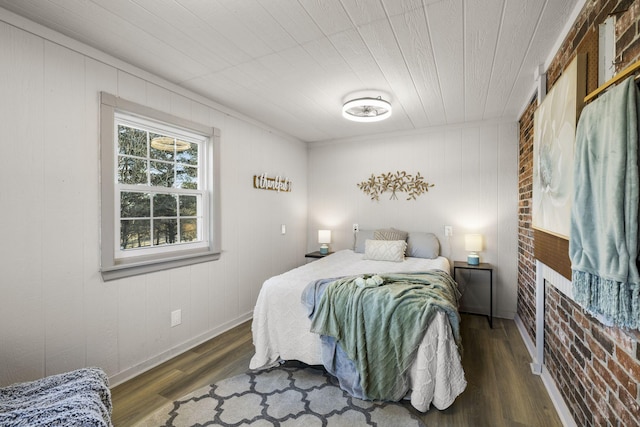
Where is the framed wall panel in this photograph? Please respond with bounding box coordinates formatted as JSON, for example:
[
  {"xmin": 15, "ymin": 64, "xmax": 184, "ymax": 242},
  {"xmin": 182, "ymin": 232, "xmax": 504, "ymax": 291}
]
[{"xmin": 532, "ymin": 54, "xmax": 586, "ymax": 239}]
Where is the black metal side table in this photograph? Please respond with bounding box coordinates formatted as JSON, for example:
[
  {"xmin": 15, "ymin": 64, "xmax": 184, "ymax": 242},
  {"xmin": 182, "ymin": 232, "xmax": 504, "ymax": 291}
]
[
  {"xmin": 453, "ymin": 261, "xmax": 493, "ymax": 328},
  {"xmin": 304, "ymin": 251, "xmax": 333, "ymax": 260}
]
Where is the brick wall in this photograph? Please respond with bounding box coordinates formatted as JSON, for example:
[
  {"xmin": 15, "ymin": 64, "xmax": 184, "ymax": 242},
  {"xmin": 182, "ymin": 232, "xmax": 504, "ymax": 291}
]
[
  {"xmin": 517, "ymin": 0, "xmax": 640, "ymax": 425},
  {"xmin": 545, "ymin": 285, "xmax": 640, "ymax": 425},
  {"xmin": 517, "ymin": 96, "xmax": 537, "ymax": 342}
]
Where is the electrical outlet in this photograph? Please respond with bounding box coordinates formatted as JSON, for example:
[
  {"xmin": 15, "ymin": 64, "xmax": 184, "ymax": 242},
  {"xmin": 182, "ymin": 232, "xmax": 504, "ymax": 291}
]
[
  {"xmin": 353, "ymin": 223, "xmax": 359, "ymax": 232},
  {"xmin": 171, "ymin": 309, "xmax": 182, "ymax": 327},
  {"xmin": 444, "ymin": 225, "xmax": 453, "ymax": 236},
  {"xmin": 281, "ymin": 224, "xmax": 286, "ymax": 235}
]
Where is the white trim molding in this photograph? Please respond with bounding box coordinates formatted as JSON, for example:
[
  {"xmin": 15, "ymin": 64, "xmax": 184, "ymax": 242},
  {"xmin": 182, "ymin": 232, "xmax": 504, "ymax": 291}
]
[{"xmin": 514, "ymin": 314, "xmax": 577, "ymax": 427}]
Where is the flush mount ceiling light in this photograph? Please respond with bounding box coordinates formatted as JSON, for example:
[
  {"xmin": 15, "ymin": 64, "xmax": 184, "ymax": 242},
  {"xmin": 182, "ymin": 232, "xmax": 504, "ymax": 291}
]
[
  {"xmin": 342, "ymin": 96, "xmax": 392, "ymax": 122},
  {"xmin": 150, "ymin": 136, "xmax": 191, "ymax": 152}
]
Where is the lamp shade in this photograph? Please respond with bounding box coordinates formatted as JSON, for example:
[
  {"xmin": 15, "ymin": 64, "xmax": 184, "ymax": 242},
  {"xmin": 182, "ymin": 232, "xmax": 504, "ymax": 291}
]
[
  {"xmin": 464, "ymin": 234, "xmax": 483, "ymax": 252},
  {"xmin": 318, "ymin": 230, "xmax": 331, "ymax": 244},
  {"xmin": 318, "ymin": 230, "xmax": 331, "ymax": 255}
]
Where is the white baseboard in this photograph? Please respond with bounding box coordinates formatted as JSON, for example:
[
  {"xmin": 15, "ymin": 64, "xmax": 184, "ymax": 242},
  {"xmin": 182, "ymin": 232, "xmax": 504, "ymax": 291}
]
[
  {"xmin": 108, "ymin": 311, "xmax": 253, "ymax": 387},
  {"xmin": 513, "ymin": 314, "xmax": 577, "ymax": 427}
]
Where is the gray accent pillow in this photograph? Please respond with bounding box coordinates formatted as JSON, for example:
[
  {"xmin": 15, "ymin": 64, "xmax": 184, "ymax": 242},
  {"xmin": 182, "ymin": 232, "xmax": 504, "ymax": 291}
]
[
  {"xmin": 374, "ymin": 228, "xmax": 409, "ymax": 241},
  {"xmin": 354, "ymin": 229, "xmax": 375, "ymax": 253},
  {"xmin": 406, "ymin": 232, "xmax": 440, "ymax": 259}
]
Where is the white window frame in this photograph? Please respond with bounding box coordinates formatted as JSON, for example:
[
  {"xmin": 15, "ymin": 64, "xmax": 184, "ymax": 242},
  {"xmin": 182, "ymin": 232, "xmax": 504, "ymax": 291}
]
[
  {"xmin": 100, "ymin": 92, "xmax": 221, "ymax": 281},
  {"xmin": 114, "ymin": 113, "xmax": 209, "ymax": 258}
]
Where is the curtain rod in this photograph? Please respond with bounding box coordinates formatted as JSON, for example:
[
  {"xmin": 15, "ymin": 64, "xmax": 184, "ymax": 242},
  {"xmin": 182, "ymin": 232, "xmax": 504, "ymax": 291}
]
[{"xmin": 584, "ymin": 59, "xmax": 640, "ymax": 103}]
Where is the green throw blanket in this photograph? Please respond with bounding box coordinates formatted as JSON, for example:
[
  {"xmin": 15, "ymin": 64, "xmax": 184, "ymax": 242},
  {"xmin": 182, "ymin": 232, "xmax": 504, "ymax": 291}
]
[
  {"xmin": 570, "ymin": 76, "xmax": 640, "ymax": 329},
  {"xmin": 309, "ymin": 271, "xmax": 461, "ymax": 401}
]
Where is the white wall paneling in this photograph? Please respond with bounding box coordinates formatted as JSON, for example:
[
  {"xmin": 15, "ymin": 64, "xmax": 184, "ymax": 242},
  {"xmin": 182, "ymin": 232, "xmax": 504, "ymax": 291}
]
[
  {"xmin": 0, "ymin": 18, "xmax": 308, "ymax": 387},
  {"xmin": 308, "ymin": 120, "xmax": 519, "ymax": 319},
  {"xmin": 42, "ymin": 40, "xmax": 87, "ymax": 376},
  {"xmin": 0, "ymin": 23, "xmax": 46, "ymax": 386},
  {"xmin": 497, "ymin": 122, "xmax": 520, "ymax": 317},
  {"xmin": 83, "ymin": 58, "xmax": 119, "ymax": 377}
]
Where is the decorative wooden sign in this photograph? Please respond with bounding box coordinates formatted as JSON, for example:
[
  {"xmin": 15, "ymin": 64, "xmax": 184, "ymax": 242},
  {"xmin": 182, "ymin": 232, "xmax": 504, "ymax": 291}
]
[
  {"xmin": 357, "ymin": 171, "xmax": 433, "ymax": 201},
  {"xmin": 253, "ymin": 173, "xmax": 292, "ymax": 192}
]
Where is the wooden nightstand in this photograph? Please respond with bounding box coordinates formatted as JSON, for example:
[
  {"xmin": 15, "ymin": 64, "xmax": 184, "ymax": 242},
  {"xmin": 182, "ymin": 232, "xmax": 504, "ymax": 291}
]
[
  {"xmin": 453, "ymin": 261, "xmax": 494, "ymax": 328},
  {"xmin": 305, "ymin": 251, "xmax": 333, "ymax": 260}
]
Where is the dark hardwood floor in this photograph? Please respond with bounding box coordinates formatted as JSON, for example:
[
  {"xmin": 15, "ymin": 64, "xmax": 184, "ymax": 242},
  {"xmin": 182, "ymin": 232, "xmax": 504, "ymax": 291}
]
[{"xmin": 111, "ymin": 314, "xmax": 562, "ymax": 426}]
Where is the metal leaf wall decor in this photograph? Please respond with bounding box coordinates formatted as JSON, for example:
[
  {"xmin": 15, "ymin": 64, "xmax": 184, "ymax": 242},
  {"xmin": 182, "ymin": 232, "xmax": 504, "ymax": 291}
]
[{"xmin": 357, "ymin": 171, "xmax": 434, "ymax": 201}]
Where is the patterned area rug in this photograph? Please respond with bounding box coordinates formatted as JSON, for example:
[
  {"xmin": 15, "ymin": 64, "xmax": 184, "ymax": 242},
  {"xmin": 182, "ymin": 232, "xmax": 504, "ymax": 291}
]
[{"xmin": 138, "ymin": 362, "xmax": 425, "ymax": 426}]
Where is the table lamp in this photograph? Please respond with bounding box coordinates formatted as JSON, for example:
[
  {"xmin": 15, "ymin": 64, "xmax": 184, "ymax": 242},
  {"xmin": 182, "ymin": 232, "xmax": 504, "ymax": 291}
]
[
  {"xmin": 465, "ymin": 234, "xmax": 482, "ymax": 265},
  {"xmin": 318, "ymin": 230, "xmax": 331, "ymax": 255}
]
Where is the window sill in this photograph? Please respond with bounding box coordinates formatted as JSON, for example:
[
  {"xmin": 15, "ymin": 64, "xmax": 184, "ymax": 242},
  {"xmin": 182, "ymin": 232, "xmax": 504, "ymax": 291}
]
[{"xmin": 101, "ymin": 249, "xmax": 220, "ymax": 281}]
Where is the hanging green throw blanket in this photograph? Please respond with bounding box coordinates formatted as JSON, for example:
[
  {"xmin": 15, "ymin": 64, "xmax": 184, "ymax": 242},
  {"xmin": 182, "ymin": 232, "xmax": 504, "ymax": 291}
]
[
  {"xmin": 308, "ymin": 270, "xmax": 461, "ymax": 401},
  {"xmin": 570, "ymin": 76, "xmax": 640, "ymax": 329}
]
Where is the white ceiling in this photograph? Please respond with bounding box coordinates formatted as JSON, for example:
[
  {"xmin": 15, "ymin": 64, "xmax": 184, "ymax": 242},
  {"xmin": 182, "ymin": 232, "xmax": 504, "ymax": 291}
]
[{"xmin": 0, "ymin": 0, "xmax": 580, "ymax": 142}]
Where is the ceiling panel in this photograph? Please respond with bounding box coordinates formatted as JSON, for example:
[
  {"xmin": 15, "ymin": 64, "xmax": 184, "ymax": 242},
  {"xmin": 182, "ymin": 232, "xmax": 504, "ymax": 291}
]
[
  {"xmin": 502, "ymin": 0, "xmax": 582, "ymax": 116},
  {"xmin": 256, "ymin": 0, "xmax": 324, "ymax": 44},
  {"xmin": 359, "ymin": 17, "xmax": 431, "ymax": 129},
  {"xmin": 340, "ymin": 0, "xmax": 386, "ymax": 26},
  {"xmin": 177, "ymin": 0, "xmax": 272, "ymax": 60},
  {"xmin": 94, "ymin": 0, "xmax": 232, "ymax": 73},
  {"xmin": 298, "ymin": 0, "xmax": 353, "ymax": 36},
  {"xmin": 425, "ymin": 0, "xmax": 465, "ymax": 124},
  {"xmin": 328, "ymin": 28, "xmax": 389, "ymax": 93},
  {"xmin": 130, "ymin": 0, "xmax": 247, "ymax": 70},
  {"xmin": 381, "ymin": 0, "xmax": 424, "ymax": 17},
  {"xmin": 0, "ymin": 0, "xmax": 582, "ymax": 142},
  {"xmin": 483, "ymin": 0, "xmax": 547, "ymax": 119},
  {"xmin": 464, "ymin": 0, "xmax": 503, "ymax": 122},
  {"xmin": 216, "ymin": 0, "xmax": 298, "ymax": 52},
  {"xmin": 390, "ymin": 7, "xmax": 446, "ymax": 124}
]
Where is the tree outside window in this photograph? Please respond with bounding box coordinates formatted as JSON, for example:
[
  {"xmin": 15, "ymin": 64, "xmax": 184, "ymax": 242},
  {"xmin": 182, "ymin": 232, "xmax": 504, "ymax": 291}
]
[{"xmin": 116, "ymin": 123, "xmax": 202, "ymax": 252}]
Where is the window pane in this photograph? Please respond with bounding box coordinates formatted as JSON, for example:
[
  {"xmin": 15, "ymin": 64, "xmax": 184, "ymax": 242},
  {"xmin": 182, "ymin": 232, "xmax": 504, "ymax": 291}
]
[
  {"xmin": 153, "ymin": 193, "xmax": 177, "ymax": 217},
  {"xmin": 149, "ymin": 133, "xmax": 175, "ymax": 161},
  {"xmin": 120, "ymin": 219, "xmax": 151, "ymax": 249},
  {"xmin": 154, "ymin": 219, "xmax": 178, "ymax": 245},
  {"xmin": 179, "ymin": 195, "xmax": 197, "ymax": 216},
  {"xmin": 175, "ymin": 165, "xmax": 198, "ymax": 189},
  {"xmin": 118, "ymin": 126, "xmax": 147, "ymax": 157},
  {"xmin": 150, "ymin": 161, "xmax": 175, "ymax": 187},
  {"xmin": 180, "ymin": 218, "xmax": 198, "ymax": 242},
  {"xmin": 176, "ymin": 143, "xmax": 198, "ymax": 166},
  {"xmin": 121, "ymin": 192, "xmax": 150, "ymax": 218},
  {"xmin": 118, "ymin": 157, "xmax": 148, "ymax": 184}
]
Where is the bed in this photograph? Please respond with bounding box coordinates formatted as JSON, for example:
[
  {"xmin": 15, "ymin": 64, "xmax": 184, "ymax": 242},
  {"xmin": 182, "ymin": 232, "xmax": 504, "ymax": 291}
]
[{"xmin": 250, "ymin": 233, "xmax": 466, "ymax": 412}]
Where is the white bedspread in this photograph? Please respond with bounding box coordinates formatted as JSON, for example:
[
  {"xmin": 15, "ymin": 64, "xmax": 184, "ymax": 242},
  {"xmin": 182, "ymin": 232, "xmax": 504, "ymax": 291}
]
[{"xmin": 250, "ymin": 249, "xmax": 467, "ymax": 412}]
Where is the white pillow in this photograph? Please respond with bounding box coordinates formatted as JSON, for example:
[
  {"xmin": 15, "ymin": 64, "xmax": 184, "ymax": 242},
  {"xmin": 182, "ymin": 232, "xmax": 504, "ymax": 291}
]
[{"xmin": 363, "ymin": 239, "xmax": 407, "ymax": 262}]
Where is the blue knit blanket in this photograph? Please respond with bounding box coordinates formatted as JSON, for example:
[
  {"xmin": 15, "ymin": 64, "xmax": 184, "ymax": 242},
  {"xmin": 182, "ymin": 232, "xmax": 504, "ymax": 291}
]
[
  {"xmin": 570, "ymin": 76, "xmax": 640, "ymax": 329},
  {"xmin": 0, "ymin": 368, "xmax": 112, "ymax": 427},
  {"xmin": 303, "ymin": 271, "xmax": 461, "ymax": 401}
]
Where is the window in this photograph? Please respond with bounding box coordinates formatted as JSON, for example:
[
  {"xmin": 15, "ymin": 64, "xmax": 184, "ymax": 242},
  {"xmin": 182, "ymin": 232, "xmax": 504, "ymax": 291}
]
[{"xmin": 100, "ymin": 93, "xmax": 220, "ymax": 281}]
